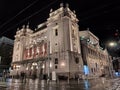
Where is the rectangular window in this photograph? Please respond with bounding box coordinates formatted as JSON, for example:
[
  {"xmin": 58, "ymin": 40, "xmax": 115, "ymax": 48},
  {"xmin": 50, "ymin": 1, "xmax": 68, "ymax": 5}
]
[
  {"xmin": 55, "ymin": 29, "xmax": 58, "ymax": 36},
  {"xmin": 55, "ymin": 65, "xmax": 58, "ymax": 69},
  {"xmin": 55, "ymin": 58, "xmax": 58, "ymax": 64}
]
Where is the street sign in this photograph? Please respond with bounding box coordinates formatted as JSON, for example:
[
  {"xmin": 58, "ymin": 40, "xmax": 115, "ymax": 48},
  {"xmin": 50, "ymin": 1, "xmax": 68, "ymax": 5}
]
[{"xmin": 52, "ymin": 71, "xmax": 56, "ymax": 81}]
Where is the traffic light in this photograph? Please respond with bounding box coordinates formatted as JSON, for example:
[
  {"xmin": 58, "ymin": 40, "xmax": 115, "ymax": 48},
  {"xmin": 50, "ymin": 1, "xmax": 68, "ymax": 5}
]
[
  {"xmin": 115, "ymin": 32, "xmax": 118, "ymax": 36},
  {"xmin": 114, "ymin": 30, "xmax": 120, "ymax": 42}
]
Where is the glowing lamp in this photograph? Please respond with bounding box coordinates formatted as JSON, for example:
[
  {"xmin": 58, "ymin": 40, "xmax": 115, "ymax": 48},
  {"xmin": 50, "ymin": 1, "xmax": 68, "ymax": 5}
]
[{"xmin": 61, "ymin": 62, "xmax": 65, "ymax": 67}]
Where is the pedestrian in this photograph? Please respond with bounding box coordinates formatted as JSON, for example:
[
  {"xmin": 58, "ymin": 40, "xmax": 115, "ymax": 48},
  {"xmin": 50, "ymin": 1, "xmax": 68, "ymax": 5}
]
[
  {"xmin": 82, "ymin": 75, "xmax": 85, "ymax": 80},
  {"xmin": 101, "ymin": 77, "xmax": 105, "ymax": 83},
  {"xmin": 20, "ymin": 71, "xmax": 25, "ymax": 83}
]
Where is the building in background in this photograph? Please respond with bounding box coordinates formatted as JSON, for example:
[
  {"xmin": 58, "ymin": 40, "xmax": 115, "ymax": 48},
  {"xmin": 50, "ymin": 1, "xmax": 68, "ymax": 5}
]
[
  {"xmin": 79, "ymin": 30, "xmax": 112, "ymax": 77},
  {"xmin": 0, "ymin": 36, "xmax": 13, "ymax": 75},
  {"xmin": 10, "ymin": 3, "xmax": 112, "ymax": 79}
]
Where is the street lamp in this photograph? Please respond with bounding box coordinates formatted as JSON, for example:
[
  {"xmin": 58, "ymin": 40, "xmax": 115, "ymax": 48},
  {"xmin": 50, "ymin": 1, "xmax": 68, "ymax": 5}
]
[
  {"xmin": 106, "ymin": 41, "xmax": 120, "ymax": 78},
  {"xmin": 109, "ymin": 42, "xmax": 117, "ymax": 47},
  {"xmin": 105, "ymin": 41, "xmax": 119, "ymax": 56}
]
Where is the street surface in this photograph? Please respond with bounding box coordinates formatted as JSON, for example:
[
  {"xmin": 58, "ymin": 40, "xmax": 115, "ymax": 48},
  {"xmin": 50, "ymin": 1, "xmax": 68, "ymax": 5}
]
[{"xmin": 0, "ymin": 78, "xmax": 116, "ymax": 90}]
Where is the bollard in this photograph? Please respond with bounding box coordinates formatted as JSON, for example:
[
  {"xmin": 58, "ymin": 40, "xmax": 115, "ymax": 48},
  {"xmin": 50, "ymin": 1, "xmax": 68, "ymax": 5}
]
[
  {"xmin": 67, "ymin": 78, "xmax": 69, "ymax": 84},
  {"xmin": 47, "ymin": 78, "xmax": 50, "ymax": 84},
  {"xmin": 41, "ymin": 80, "xmax": 45, "ymax": 87},
  {"xmin": 78, "ymin": 78, "xmax": 80, "ymax": 84}
]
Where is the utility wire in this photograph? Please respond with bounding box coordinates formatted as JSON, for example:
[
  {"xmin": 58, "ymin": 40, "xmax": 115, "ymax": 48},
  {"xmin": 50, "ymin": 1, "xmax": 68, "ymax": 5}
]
[
  {"xmin": 80, "ymin": 0, "xmax": 120, "ymax": 21},
  {"xmin": 0, "ymin": 0, "xmax": 59, "ymax": 36},
  {"xmin": 0, "ymin": 0, "xmax": 39, "ymax": 29},
  {"xmin": 1, "ymin": 0, "xmax": 119, "ymax": 36},
  {"xmin": 80, "ymin": 5, "xmax": 120, "ymax": 22}
]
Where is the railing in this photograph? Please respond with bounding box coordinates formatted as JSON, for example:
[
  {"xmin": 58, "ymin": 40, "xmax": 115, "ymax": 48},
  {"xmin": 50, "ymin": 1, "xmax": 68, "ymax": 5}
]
[{"xmin": 0, "ymin": 77, "xmax": 7, "ymax": 87}]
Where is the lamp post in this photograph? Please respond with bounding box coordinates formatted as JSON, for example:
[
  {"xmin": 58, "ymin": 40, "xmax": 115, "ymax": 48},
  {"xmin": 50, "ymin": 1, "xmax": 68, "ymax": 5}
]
[
  {"xmin": 47, "ymin": 41, "xmax": 50, "ymax": 84},
  {"xmin": 43, "ymin": 26, "xmax": 50, "ymax": 84},
  {"xmin": 106, "ymin": 41, "xmax": 118, "ymax": 78},
  {"xmin": 108, "ymin": 56, "xmax": 114, "ymax": 78},
  {"xmin": 0, "ymin": 56, "xmax": 1, "ymax": 64}
]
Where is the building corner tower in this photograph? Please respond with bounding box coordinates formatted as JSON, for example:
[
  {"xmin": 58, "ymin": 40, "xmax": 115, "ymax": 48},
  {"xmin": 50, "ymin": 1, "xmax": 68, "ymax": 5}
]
[{"xmin": 47, "ymin": 3, "xmax": 83, "ymax": 78}]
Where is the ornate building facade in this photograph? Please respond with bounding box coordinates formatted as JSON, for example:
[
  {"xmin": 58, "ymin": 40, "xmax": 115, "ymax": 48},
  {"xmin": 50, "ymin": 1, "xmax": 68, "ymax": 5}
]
[
  {"xmin": 79, "ymin": 30, "xmax": 111, "ymax": 77},
  {"xmin": 10, "ymin": 4, "xmax": 83, "ymax": 79},
  {"xmin": 10, "ymin": 3, "xmax": 111, "ymax": 79}
]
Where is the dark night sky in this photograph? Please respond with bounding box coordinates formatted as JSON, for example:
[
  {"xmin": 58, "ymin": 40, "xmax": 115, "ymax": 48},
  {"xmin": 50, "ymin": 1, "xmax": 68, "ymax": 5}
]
[{"xmin": 0, "ymin": 0, "xmax": 120, "ymax": 51}]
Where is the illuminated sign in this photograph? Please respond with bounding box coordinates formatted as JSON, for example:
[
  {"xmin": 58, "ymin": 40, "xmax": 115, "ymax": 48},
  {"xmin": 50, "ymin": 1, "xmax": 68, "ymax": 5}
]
[{"xmin": 83, "ymin": 65, "xmax": 89, "ymax": 75}]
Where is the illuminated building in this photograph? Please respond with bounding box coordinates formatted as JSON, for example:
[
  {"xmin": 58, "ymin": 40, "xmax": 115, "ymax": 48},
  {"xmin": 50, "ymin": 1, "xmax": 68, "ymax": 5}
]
[
  {"xmin": 10, "ymin": 3, "xmax": 111, "ymax": 78},
  {"xmin": 10, "ymin": 3, "xmax": 83, "ymax": 79},
  {"xmin": 80, "ymin": 30, "xmax": 111, "ymax": 76}
]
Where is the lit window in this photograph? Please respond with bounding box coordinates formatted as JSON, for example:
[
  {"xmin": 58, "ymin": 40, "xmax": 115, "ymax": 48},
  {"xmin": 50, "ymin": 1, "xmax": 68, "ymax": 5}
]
[
  {"xmin": 32, "ymin": 48, "xmax": 34, "ymax": 55},
  {"xmin": 28, "ymin": 49, "xmax": 30, "ymax": 56},
  {"xmin": 42, "ymin": 64, "xmax": 45, "ymax": 68},
  {"xmin": 84, "ymin": 65, "xmax": 89, "ymax": 75},
  {"xmin": 37, "ymin": 47, "xmax": 39, "ymax": 53},
  {"xmin": 61, "ymin": 62, "xmax": 65, "ymax": 67}
]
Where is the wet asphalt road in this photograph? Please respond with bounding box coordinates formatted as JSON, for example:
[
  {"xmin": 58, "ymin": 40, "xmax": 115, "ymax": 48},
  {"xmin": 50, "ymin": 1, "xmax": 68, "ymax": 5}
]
[{"xmin": 0, "ymin": 78, "xmax": 111, "ymax": 90}]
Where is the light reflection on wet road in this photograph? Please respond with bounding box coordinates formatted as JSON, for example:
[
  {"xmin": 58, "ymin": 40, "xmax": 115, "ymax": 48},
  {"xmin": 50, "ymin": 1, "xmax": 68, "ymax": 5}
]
[{"xmin": 0, "ymin": 78, "xmax": 110, "ymax": 90}]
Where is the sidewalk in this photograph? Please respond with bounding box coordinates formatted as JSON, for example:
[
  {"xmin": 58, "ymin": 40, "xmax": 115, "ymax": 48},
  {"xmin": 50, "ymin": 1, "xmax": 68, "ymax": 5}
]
[
  {"xmin": 0, "ymin": 77, "xmax": 7, "ymax": 87},
  {"xmin": 2, "ymin": 78, "xmax": 115, "ymax": 90},
  {"xmin": 106, "ymin": 78, "xmax": 120, "ymax": 90}
]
